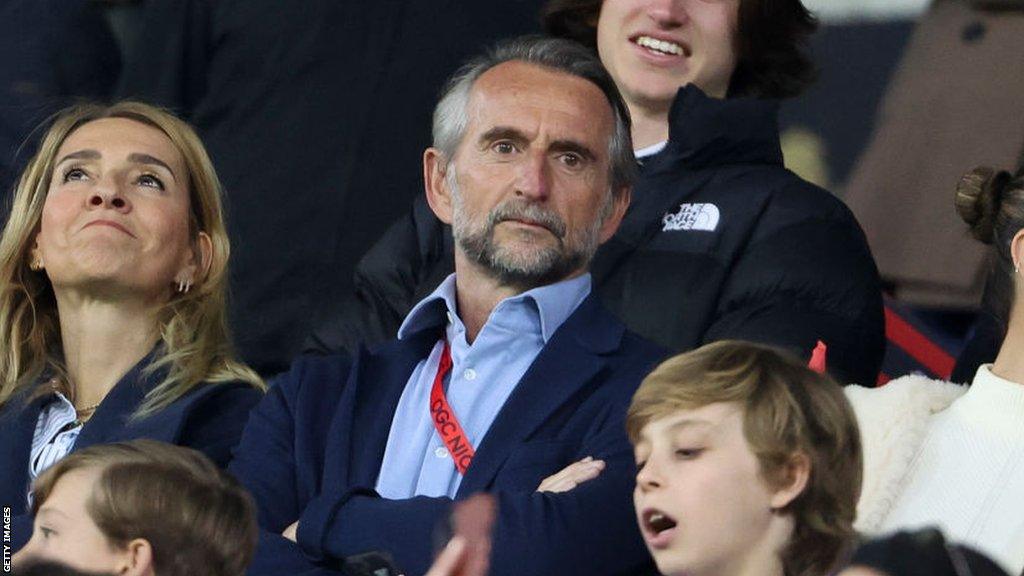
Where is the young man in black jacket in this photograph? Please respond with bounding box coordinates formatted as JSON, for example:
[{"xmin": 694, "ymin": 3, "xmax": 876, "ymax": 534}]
[{"xmin": 308, "ymin": 0, "xmax": 885, "ymax": 385}]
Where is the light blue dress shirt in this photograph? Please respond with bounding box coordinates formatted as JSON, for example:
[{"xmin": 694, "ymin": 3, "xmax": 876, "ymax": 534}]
[{"xmin": 375, "ymin": 272, "xmax": 592, "ymax": 499}]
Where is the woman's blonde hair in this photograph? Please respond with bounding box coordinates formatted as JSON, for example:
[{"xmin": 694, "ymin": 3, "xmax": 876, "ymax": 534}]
[
  {"xmin": 0, "ymin": 101, "xmax": 264, "ymax": 416},
  {"xmin": 627, "ymin": 340, "xmax": 862, "ymax": 576},
  {"xmin": 31, "ymin": 440, "xmax": 257, "ymax": 576}
]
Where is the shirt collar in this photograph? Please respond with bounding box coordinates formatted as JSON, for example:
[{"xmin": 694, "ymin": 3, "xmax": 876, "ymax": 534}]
[
  {"xmin": 965, "ymin": 364, "xmax": 1024, "ymax": 416},
  {"xmin": 398, "ymin": 273, "xmax": 592, "ymax": 344},
  {"xmin": 40, "ymin": 390, "xmax": 77, "ymax": 421},
  {"xmin": 634, "ymin": 140, "xmax": 668, "ymax": 160},
  {"xmin": 663, "ymin": 83, "xmax": 783, "ymax": 170}
]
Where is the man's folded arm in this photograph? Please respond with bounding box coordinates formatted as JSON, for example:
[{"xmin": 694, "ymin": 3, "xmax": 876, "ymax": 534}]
[
  {"xmin": 230, "ymin": 358, "xmax": 356, "ymax": 576},
  {"xmin": 229, "ymin": 379, "xmax": 303, "ymax": 531},
  {"xmin": 230, "ymin": 355, "xmax": 353, "ymax": 532},
  {"xmin": 295, "ymin": 417, "xmax": 651, "ymax": 576},
  {"xmin": 249, "ymin": 529, "xmax": 339, "ymax": 575}
]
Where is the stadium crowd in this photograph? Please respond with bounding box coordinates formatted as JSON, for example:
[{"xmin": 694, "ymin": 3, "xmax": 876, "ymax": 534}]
[{"xmin": 1, "ymin": 1, "xmax": 1022, "ymax": 575}]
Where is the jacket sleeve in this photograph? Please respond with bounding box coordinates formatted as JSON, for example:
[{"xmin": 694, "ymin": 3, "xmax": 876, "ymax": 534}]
[
  {"xmin": 703, "ymin": 183, "xmax": 885, "ymax": 385},
  {"xmin": 230, "ymin": 357, "xmax": 356, "ymax": 576},
  {"xmin": 179, "ymin": 384, "xmax": 263, "ymax": 468},
  {"xmin": 250, "ymin": 529, "xmax": 342, "ymax": 575},
  {"xmin": 304, "ymin": 195, "xmax": 454, "ymax": 357},
  {"xmin": 293, "ymin": 399, "xmax": 652, "ymax": 576},
  {"xmin": 229, "ymin": 376, "xmax": 305, "ymax": 532}
]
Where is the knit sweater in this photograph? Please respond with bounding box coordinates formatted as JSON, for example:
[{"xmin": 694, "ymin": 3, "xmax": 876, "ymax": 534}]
[{"xmin": 846, "ymin": 366, "xmax": 1024, "ymax": 574}]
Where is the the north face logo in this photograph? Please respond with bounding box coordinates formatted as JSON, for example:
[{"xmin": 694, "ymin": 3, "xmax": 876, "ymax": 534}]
[{"xmin": 662, "ymin": 203, "xmax": 720, "ymax": 232}]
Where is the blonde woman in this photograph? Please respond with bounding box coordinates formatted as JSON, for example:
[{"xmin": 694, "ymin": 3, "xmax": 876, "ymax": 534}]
[{"xmin": 0, "ymin": 102, "xmax": 264, "ymax": 546}]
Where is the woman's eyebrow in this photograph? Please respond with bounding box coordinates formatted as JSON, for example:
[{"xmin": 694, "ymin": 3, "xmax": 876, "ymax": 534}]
[
  {"xmin": 128, "ymin": 153, "xmax": 178, "ymax": 182},
  {"xmin": 55, "ymin": 149, "xmax": 100, "ymax": 165},
  {"xmin": 53, "ymin": 150, "xmax": 178, "ymax": 183}
]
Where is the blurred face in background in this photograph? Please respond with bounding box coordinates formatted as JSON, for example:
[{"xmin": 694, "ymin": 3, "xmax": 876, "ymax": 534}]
[{"xmin": 597, "ymin": 0, "xmax": 740, "ymax": 112}]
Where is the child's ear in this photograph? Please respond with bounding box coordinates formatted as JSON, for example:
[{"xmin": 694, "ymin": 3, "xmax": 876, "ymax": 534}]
[
  {"xmin": 770, "ymin": 452, "xmax": 811, "ymax": 510},
  {"xmin": 118, "ymin": 538, "xmax": 155, "ymax": 576}
]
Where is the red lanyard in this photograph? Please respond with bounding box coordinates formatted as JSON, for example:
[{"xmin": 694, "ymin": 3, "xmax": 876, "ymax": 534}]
[{"xmin": 430, "ymin": 341, "xmax": 476, "ymax": 475}]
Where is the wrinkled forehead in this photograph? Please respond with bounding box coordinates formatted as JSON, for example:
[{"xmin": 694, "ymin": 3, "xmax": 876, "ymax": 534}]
[
  {"xmin": 55, "ymin": 117, "xmax": 187, "ymax": 179},
  {"xmin": 463, "ymin": 61, "xmax": 616, "ymax": 148}
]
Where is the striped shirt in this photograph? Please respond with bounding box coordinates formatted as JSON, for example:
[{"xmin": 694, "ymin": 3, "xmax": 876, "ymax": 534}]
[{"xmin": 27, "ymin": 392, "xmax": 82, "ymax": 505}]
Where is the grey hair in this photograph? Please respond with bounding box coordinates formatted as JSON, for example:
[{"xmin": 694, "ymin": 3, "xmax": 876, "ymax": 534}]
[{"xmin": 432, "ymin": 35, "xmax": 636, "ymax": 195}]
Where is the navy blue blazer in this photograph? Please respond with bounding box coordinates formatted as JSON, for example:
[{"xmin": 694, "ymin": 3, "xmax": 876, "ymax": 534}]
[
  {"xmin": 230, "ymin": 294, "xmax": 667, "ymax": 576},
  {"xmin": 0, "ymin": 356, "xmax": 263, "ymax": 548}
]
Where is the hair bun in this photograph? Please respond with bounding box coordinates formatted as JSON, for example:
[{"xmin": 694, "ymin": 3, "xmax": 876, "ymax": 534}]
[{"xmin": 955, "ymin": 166, "xmax": 1012, "ymax": 244}]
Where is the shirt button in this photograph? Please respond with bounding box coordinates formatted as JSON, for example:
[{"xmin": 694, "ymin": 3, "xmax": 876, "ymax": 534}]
[
  {"xmin": 435, "ymin": 447, "xmax": 449, "ymax": 458},
  {"xmin": 463, "ymin": 368, "xmax": 477, "ymax": 381}
]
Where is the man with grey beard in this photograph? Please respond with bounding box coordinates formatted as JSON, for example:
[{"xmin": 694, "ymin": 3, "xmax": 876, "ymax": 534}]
[
  {"xmin": 230, "ymin": 37, "xmax": 667, "ymax": 576},
  {"xmin": 445, "ymin": 165, "xmax": 613, "ymax": 294}
]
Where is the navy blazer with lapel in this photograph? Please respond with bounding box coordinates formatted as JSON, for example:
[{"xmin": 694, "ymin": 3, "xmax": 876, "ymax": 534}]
[
  {"xmin": 0, "ymin": 357, "xmax": 262, "ymax": 548},
  {"xmin": 232, "ymin": 293, "xmax": 667, "ymax": 576}
]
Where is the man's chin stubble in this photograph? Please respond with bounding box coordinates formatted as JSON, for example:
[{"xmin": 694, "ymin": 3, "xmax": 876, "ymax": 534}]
[
  {"xmin": 480, "ymin": 246, "xmax": 587, "ymax": 292},
  {"xmin": 457, "ymin": 234, "xmax": 575, "ymax": 291}
]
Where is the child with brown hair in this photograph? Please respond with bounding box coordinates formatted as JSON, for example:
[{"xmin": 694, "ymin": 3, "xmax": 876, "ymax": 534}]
[{"xmin": 13, "ymin": 439, "xmax": 257, "ymax": 576}]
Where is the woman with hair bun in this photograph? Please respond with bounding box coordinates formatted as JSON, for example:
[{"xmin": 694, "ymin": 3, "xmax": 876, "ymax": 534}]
[{"xmin": 845, "ymin": 166, "xmax": 1024, "ymax": 575}]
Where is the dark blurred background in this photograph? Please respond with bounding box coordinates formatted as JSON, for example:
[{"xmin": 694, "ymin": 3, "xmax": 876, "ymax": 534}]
[{"xmin": 3, "ymin": 0, "xmax": 1020, "ymax": 379}]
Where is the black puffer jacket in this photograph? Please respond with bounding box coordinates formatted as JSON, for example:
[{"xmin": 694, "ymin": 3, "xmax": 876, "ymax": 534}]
[{"xmin": 308, "ymin": 85, "xmax": 885, "ymax": 384}]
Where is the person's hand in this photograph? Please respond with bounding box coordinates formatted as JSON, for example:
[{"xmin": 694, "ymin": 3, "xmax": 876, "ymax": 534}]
[
  {"xmin": 282, "ymin": 521, "xmax": 299, "ymax": 542},
  {"xmin": 412, "ymin": 494, "xmax": 496, "ymax": 576},
  {"xmin": 536, "ymin": 456, "xmax": 605, "ymax": 493},
  {"xmin": 423, "ymin": 537, "xmax": 472, "ymax": 576}
]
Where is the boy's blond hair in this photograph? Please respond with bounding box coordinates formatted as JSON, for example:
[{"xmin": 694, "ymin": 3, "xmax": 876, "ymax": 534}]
[{"xmin": 627, "ymin": 340, "xmax": 862, "ymax": 576}]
